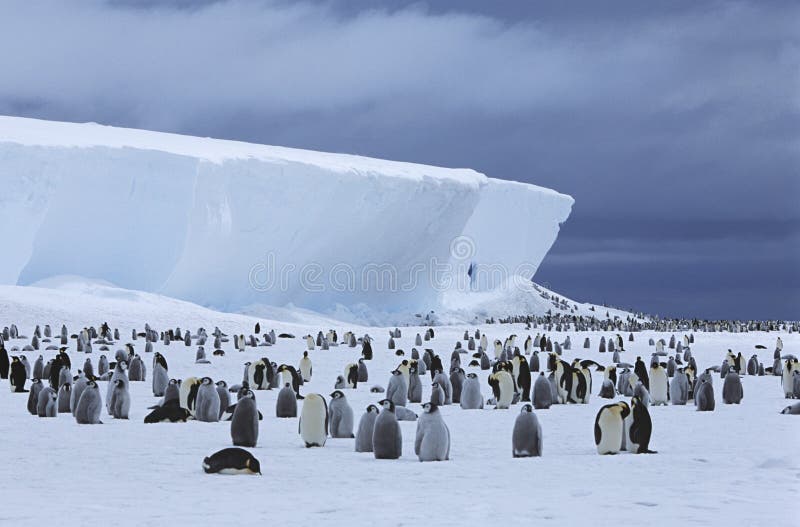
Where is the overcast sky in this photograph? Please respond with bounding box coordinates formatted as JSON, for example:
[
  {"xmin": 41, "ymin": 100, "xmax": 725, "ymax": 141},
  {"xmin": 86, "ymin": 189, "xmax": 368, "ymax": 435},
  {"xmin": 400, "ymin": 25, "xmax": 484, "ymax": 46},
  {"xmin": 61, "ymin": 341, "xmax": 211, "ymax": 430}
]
[{"xmin": 1, "ymin": 0, "xmax": 797, "ymax": 319}]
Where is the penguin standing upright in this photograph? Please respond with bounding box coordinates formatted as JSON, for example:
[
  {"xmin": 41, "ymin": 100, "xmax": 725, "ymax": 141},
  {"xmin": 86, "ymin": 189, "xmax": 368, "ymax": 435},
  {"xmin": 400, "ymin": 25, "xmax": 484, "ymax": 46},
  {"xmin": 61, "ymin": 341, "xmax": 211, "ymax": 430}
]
[
  {"xmin": 276, "ymin": 383, "xmax": 298, "ymax": 418},
  {"xmin": 0, "ymin": 342, "xmax": 9, "ymax": 379},
  {"xmin": 299, "ymin": 394, "xmax": 328, "ymax": 447},
  {"xmin": 629, "ymin": 396, "xmax": 656, "ymax": 453},
  {"xmin": 517, "ymin": 356, "xmax": 532, "ymax": 402},
  {"xmin": 459, "ymin": 373, "xmax": 484, "ymax": 410},
  {"xmin": 512, "ymin": 404, "xmax": 543, "ymax": 457},
  {"xmin": 373, "ymin": 399, "xmax": 402, "ymax": 459},
  {"xmin": 231, "ymin": 390, "xmax": 259, "ymax": 447},
  {"xmin": 328, "ymin": 390, "xmax": 355, "ymax": 438},
  {"xmin": 594, "ymin": 402, "xmax": 630, "ymax": 455},
  {"xmin": 194, "ymin": 377, "xmax": 221, "ymax": 422},
  {"xmin": 649, "ymin": 363, "xmax": 668, "ymax": 406},
  {"xmin": 415, "ymin": 403, "xmax": 450, "ymax": 462},
  {"xmin": 355, "ymin": 405, "xmax": 380, "ymax": 453},
  {"xmin": 634, "ymin": 357, "xmax": 649, "ymax": 390}
]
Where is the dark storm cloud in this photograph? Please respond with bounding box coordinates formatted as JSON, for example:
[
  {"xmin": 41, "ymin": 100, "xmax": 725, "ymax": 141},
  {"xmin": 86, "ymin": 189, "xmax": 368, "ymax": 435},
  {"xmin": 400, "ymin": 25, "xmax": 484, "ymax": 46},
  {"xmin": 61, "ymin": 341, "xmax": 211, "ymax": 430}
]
[{"xmin": 0, "ymin": 0, "xmax": 797, "ymax": 319}]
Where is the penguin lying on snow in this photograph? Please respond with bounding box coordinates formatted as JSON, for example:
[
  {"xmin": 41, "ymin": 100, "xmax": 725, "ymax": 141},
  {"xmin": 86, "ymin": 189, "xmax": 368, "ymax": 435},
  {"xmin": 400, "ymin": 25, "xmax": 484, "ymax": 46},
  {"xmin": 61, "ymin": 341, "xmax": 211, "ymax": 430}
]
[{"xmin": 203, "ymin": 448, "xmax": 261, "ymax": 475}]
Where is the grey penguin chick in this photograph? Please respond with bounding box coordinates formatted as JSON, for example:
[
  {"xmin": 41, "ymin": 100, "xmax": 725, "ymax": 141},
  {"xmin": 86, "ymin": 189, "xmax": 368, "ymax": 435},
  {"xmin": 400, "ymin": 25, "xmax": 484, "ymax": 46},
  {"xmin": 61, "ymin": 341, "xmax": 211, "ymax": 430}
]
[
  {"xmin": 512, "ymin": 404, "xmax": 543, "ymax": 457},
  {"xmin": 722, "ymin": 371, "xmax": 743, "ymax": 404},
  {"xmin": 276, "ymin": 382, "xmax": 298, "ymax": 418},
  {"xmin": 373, "ymin": 399, "xmax": 402, "ymax": 459},
  {"xmin": 414, "ymin": 402, "xmax": 450, "ymax": 462},
  {"xmin": 328, "ymin": 390, "xmax": 355, "ymax": 438},
  {"xmin": 75, "ymin": 381, "xmax": 103, "ymax": 424},
  {"xmin": 109, "ymin": 378, "xmax": 131, "ymax": 419},
  {"xmin": 231, "ymin": 390, "xmax": 259, "ymax": 447},
  {"xmin": 355, "ymin": 405, "xmax": 380, "ymax": 453},
  {"xmin": 459, "ymin": 373, "xmax": 484, "ymax": 410},
  {"xmin": 194, "ymin": 377, "xmax": 220, "ymax": 422}
]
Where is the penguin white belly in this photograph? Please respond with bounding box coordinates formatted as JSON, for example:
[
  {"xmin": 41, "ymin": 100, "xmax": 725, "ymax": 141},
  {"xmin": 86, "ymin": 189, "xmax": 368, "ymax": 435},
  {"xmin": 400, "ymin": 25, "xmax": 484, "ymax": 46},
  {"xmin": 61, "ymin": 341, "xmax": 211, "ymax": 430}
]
[
  {"xmin": 597, "ymin": 412, "xmax": 624, "ymax": 454},
  {"xmin": 623, "ymin": 414, "xmax": 638, "ymax": 452},
  {"xmin": 497, "ymin": 377, "xmax": 513, "ymax": 409},
  {"xmin": 650, "ymin": 372, "xmax": 668, "ymax": 405}
]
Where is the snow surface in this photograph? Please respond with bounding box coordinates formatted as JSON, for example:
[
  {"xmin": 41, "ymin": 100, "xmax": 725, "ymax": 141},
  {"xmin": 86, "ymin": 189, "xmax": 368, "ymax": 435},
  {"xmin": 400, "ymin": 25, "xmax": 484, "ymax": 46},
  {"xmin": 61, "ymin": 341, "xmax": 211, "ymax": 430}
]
[
  {"xmin": 0, "ymin": 116, "xmax": 573, "ymax": 316},
  {"xmin": 0, "ymin": 283, "xmax": 797, "ymax": 526}
]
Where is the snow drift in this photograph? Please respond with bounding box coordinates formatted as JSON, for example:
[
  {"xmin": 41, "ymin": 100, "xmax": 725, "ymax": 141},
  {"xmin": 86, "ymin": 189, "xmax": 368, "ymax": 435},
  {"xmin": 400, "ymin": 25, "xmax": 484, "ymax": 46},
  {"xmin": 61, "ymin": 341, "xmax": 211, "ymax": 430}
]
[{"xmin": 0, "ymin": 116, "xmax": 573, "ymax": 313}]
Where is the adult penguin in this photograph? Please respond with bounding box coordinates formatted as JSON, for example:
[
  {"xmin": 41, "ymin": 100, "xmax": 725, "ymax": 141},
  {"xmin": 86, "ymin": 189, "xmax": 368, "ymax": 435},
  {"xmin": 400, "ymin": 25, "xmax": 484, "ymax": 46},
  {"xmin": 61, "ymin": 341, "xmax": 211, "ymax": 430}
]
[
  {"xmin": 0, "ymin": 341, "xmax": 9, "ymax": 379},
  {"xmin": 634, "ymin": 357, "xmax": 649, "ymax": 390},
  {"xmin": 355, "ymin": 405, "xmax": 380, "ymax": 453},
  {"xmin": 373, "ymin": 399, "xmax": 402, "ymax": 459},
  {"xmin": 345, "ymin": 363, "xmax": 359, "ymax": 389},
  {"xmin": 488, "ymin": 370, "xmax": 514, "ymax": 409},
  {"xmin": 299, "ymin": 393, "xmax": 328, "ymax": 447},
  {"xmin": 415, "ymin": 403, "xmax": 450, "ymax": 462},
  {"xmin": 649, "ymin": 362, "xmax": 669, "ymax": 406},
  {"xmin": 516, "ymin": 355, "xmax": 532, "ymax": 402},
  {"xmin": 595, "ymin": 402, "xmax": 630, "ymax": 455},
  {"xmin": 278, "ymin": 364, "xmax": 303, "ymax": 398},
  {"xmin": 547, "ymin": 353, "xmax": 572, "ymax": 404},
  {"xmin": 299, "ymin": 351, "xmax": 312, "ymax": 382},
  {"xmin": 231, "ymin": 390, "xmax": 259, "ymax": 447},
  {"xmin": 512, "ymin": 404, "xmax": 543, "ymax": 457},
  {"xmin": 328, "ymin": 390, "xmax": 355, "ymax": 438},
  {"xmin": 722, "ymin": 371, "xmax": 744, "ymax": 404},
  {"xmin": 276, "ymin": 382, "xmax": 298, "ymax": 418},
  {"xmin": 9, "ymin": 357, "xmax": 27, "ymax": 392},
  {"xmin": 629, "ymin": 396, "xmax": 656, "ymax": 454},
  {"xmin": 195, "ymin": 377, "xmax": 221, "ymax": 422}
]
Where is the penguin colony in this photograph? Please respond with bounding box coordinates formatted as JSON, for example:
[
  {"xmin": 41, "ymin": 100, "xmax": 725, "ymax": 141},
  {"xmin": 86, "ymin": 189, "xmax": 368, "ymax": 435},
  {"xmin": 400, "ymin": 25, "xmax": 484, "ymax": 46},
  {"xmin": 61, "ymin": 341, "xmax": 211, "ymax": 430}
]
[{"xmin": 1, "ymin": 316, "xmax": 798, "ymax": 475}]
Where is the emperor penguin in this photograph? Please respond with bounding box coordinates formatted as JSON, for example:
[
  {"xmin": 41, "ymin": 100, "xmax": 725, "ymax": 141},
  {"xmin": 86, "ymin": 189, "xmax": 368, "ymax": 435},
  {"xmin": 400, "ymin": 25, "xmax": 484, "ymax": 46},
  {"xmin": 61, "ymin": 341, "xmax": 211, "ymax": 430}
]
[
  {"xmin": 74, "ymin": 381, "xmax": 103, "ymax": 424},
  {"xmin": 248, "ymin": 360, "xmax": 268, "ymax": 390},
  {"xmin": 598, "ymin": 380, "xmax": 615, "ymax": 399},
  {"xmin": 780, "ymin": 402, "xmax": 800, "ymax": 415},
  {"xmin": 9, "ymin": 357, "xmax": 27, "ymax": 392},
  {"xmin": 595, "ymin": 402, "xmax": 630, "ymax": 454},
  {"xmin": 37, "ymin": 386, "xmax": 58, "ymax": 417},
  {"xmin": 670, "ymin": 369, "xmax": 689, "ymax": 405},
  {"xmin": 299, "ymin": 393, "xmax": 328, "ymax": 447},
  {"xmin": 460, "ymin": 373, "xmax": 483, "ymax": 409},
  {"xmin": 299, "ymin": 351, "xmax": 312, "ymax": 382},
  {"xmin": 530, "ymin": 351, "xmax": 540, "ymax": 372},
  {"xmin": 216, "ymin": 381, "xmax": 230, "ymax": 419},
  {"xmin": 27, "ymin": 379, "xmax": 44, "ymax": 414},
  {"xmin": 276, "ymin": 382, "xmax": 298, "ymax": 418},
  {"xmin": 231, "ymin": 390, "xmax": 259, "ymax": 447},
  {"xmin": 328, "ymin": 390, "xmax": 355, "ymax": 438},
  {"xmin": 782, "ymin": 358, "xmax": 799, "ymax": 398},
  {"xmin": 345, "ymin": 363, "xmax": 359, "ymax": 389},
  {"xmin": 203, "ymin": 448, "xmax": 261, "ymax": 476},
  {"xmin": 695, "ymin": 379, "xmax": 715, "ymax": 411},
  {"xmin": 516, "ymin": 355, "xmax": 532, "ymax": 402},
  {"xmin": 408, "ymin": 362, "xmax": 423, "ymax": 403},
  {"xmin": 649, "ymin": 363, "xmax": 669, "ymax": 406},
  {"xmin": 488, "ymin": 370, "xmax": 514, "ymax": 409},
  {"xmin": 386, "ymin": 370, "xmax": 408, "ymax": 407},
  {"xmin": 415, "ymin": 403, "xmax": 450, "ymax": 462},
  {"xmin": 357, "ymin": 358, "xmax": 369, "ymax": 382},
  {"xmin": 634, "ymin": 357, "xmax": 649, "ymax": 390},
  {"xmin": 152, "ymin": 362, "xmax": 169, "ymax": 397},
  {"xmin": 70, "ymin": 375, "xmax": 89, "ymax": 416},
  {"xmin": 532, "ymin": 372, "xmax": 553, "ymax": 409},
  {"xmin": 180, "ymin": 377, "xmax": 202, "ymax": 416},
  {"xmin": 432, "ymin": 370, "xmax": 453, "ymax": 405},
  {"xmin": 355, "ymin": 405, "xmax": 380, "ymax": 453},
  {"xmin": 512, "ymin": 404, "xmax": 543, "ymax": 457},
  {"xmin": 722, "ymin": 371, "xmax": 743, "ymax": 404},
  {"xmin": 449, "ymin": 367, "xmax": 465, "ymax": 404},
  {"xmin": 548, "ymin": 354, "xmax": 572, "ymax": 404},
  {"xmin": 106, "ymin": 361, "xmax": 128, "ymax": 414},
  {"xmin": 373, "ymin": 399, "xmax": 402, "ymax": 459},
  {"xmin": 32, "ymin": 355, "xmax": 44, "ymax": 380},
  {"xmin": 747, "ymin": 355, "xmax": 759, "ymax": 376},
  {"xmin": 430, "ymin": 382, "xmax": 445, "ymax": 406},
  {"xmin": 195, "ymin": 377, "xmax": 221, "ymax": 422},
  {"xmin": 629, "ymin": 396, "xmax": 656, "ymax": 453},
  {"xmin": 109, "ymin": 378, "xmax": 131, "ymax": 419},
  {"xmin": 278, "ymin": 364, "xmax": 302, "ymax": 397}
]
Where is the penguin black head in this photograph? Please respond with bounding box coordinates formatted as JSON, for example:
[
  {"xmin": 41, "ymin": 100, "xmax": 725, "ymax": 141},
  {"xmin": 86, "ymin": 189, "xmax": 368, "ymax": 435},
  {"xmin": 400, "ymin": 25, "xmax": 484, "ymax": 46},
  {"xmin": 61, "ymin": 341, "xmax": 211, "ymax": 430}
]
[
  {"xmin": 246, "ymin": 456, "xmax": 262, "ymax": 475},
  {"xmin": 216, "ymin": 380, "xmax": 227, "ymax": 388},
  {"xmin": 467, "ymin": 373, "xmax": 477, "ymax": 379},
  {"xmin": 395, "ymin": 350, "xmax": 404, "ymax": 356},
  {"xmin": 201, "ymin": 377, "xmax": 213, "ymax": 385},
  {"xmin": 379, "ymin": 399, "xmax": 395, "ymax": 412},
  {"xmin": 241, "ymin": 389, "xmax": 255, "ymax": 399},
  {"xmin": 520, "ymin": 404, "xmax": 533, "ymax": 413},
  {"xmin": 422, "ymin": 402, "xmax": 438, "ymax": 413},
  {"xmin": 330, "ymin": 390, "xmax": 344, "ymax": 399},
  {"xmin": 366, "ymin": 404, "xmax": 379, "ymax": 414}
]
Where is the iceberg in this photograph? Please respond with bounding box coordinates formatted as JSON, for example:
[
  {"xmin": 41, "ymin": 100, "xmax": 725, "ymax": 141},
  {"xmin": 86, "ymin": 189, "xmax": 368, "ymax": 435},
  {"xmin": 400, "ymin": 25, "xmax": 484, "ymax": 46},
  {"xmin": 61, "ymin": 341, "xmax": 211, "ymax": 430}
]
[{"xmin": 0, "ymin": 116, "xmax": 573, "ymax": 313}]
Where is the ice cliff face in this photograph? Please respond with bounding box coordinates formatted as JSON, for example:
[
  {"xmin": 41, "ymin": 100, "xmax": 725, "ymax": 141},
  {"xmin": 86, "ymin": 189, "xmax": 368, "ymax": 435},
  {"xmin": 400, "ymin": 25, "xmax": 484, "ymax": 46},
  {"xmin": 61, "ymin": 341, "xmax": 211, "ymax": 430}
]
[{"xmin": 0, "ymin": 116, "xmax": 573, "ymax": 313}]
